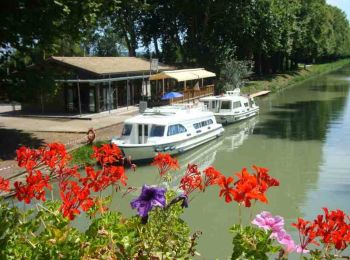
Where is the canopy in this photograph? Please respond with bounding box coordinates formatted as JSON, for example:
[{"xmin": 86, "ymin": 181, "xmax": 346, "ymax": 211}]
[{"xmin": 149, "ymin": 68, "xmax": 216, "ymax": 82}]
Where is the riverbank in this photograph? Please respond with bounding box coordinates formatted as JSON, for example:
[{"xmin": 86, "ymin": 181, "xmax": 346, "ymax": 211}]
[{"xmin": 243, "ymin": 59, "xmax": 350, "ymax": 94}]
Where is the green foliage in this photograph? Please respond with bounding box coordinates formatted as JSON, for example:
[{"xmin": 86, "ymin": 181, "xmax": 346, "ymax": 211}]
[
  {"xmin": 0, "ymin": 189, "xmax": 196, "ymax": 259},
  {"xmin": 134, "ymin": 190, "xmax": 194, "ymax": 259},
  {"xmin": 219, "ymin": 49, "xmax": 254, "ymax": 91},
  {"xmin": 70, "ymin": 141, "xmax": 108, "ymax": 166},
  {"xmin": 230, "ymin": 224, "xmax": 281, "ymax": 260}
]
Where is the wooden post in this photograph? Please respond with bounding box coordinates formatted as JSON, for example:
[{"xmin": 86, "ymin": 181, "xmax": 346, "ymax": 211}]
[
  {"xmin": 108, "ymin": 74, "xmax": 111, "ymax": 114},
  {"xmin": 95, "ymin": 85, "xmax": 100, "ymax": 113},
  {"xmin": 127, "ymin": 79, "xmax": 130, "ymax": 109},
  {"xmin": 77, "ymin": 80, "xmax": 82, "ymax": 117}
]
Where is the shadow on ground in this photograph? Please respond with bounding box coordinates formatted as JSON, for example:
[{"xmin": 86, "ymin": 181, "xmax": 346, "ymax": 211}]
[{"xmin": 0, "ymin": 128, "xmax": 44, "ymax": 161}]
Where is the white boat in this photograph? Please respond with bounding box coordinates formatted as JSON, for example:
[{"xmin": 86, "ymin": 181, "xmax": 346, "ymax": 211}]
[
  {"xmin": 200, "ymin": 88, "xmax": 259, "ymax": 125},
  {"xmin": 111, "ymin": 104, "xmax": 224, "ymax": 161}
]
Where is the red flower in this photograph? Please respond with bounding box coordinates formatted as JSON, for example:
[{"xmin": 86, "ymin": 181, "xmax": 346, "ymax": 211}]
[
  {"xmin": 292, "ymin": 218, "xmax": 318, "ymax": 252},
  {"xmin": 92, "ymin": 144, "xmax": 123, "ymax": 166},
  {"xmin": 14, "ymin": 170, "xmax": 52, "ymax": 204},
  {"xmin": 0, "ymin": 177, "xmax": 10, "ymax": 192},
  {"xmin": 179, "ymin": 164, "xmax": 203, "ymax": 195},
  {"xmin": 218, "ymin": 176, "xmax": 235, "ymax": 203},
  {"xmin": 151, "ymin": 153, "xmax": 179, "ymax": 176},
  {"xmin": 60, "ymin": 180, "xmax": 94, "ymax": 220},
  {"xmin": 313, "ymin": 208, "xmax": 350, "ymax": 250},
  {"xmin": 81, "ymin": 165, "xmax": 127, "ymax": 193},
  {"xmin": 41, "ymin": 143, "xmax": 70, "ymax": 169},
  {"xmin": 203, "ymin": 166, "xmax": 223, "ymax": 187},
  {"xmin": 252, "ymin": 165, "xmax": 279, "ymax": 192},
  {"xmin": 231, "ymin": 168, "xmax": 267, "ymax": 207},
  {"xmin": 16, "ymin": 146, "xmax": 39, "ymax": 173}
]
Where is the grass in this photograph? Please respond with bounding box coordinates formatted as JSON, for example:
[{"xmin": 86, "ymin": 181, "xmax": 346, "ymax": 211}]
[
  {"xmin": 242, "ymin": 59, "xmax": 350, "ymax": 94},
  {"xmin": 69, "ymin": 140, "xmax": 108, "ymax": 166}
]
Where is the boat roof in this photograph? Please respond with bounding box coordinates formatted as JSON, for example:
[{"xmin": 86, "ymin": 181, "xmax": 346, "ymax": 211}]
[
  {"xmin": 200, "ymin": 94, "xmax": 250, "ymax": 102},
  {"xmin": 124, "ymin": 104, "xmax": 214, "ymax": 125}
]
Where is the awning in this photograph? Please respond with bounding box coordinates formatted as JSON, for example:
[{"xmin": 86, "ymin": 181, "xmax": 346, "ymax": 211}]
[{"xmin": 149, "ymin": 68, "xmax": 216, "ymax": 82}]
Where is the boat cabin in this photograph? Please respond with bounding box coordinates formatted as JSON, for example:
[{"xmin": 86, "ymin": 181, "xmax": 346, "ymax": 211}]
[
  {"xmin": 200, "ymin": 92, "xmax": 257, "ymax": 114},
  {"xmin": 118, "ymin": 105, "xmax": 217, "ymax": 145}
]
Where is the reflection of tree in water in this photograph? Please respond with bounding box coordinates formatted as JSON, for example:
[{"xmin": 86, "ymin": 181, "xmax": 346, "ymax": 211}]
[
  {"xmin": 246, "ymin": 81, "xmax": 350, "ymax": 220},
  {"xmin": 254, "ymin": 96, "xmax": 348, "ymax": 141}
]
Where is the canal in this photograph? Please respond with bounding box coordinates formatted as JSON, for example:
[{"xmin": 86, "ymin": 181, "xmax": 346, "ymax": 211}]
[{"xmin": 76, "ymin": 65, "xmax": 350, "ymax": 259}]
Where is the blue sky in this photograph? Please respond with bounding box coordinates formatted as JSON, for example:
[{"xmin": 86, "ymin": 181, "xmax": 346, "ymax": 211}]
[{"xmin": 327, "ymin": 0, "xmax": 350, "ymax": 20}]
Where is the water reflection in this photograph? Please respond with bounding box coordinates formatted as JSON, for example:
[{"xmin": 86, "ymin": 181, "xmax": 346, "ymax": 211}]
[{"xmin": 254, "ymin": 80, "xmax": 349, "ymax": 141}]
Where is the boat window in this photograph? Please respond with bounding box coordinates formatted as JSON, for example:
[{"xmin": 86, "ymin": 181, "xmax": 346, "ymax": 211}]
[
  {"xmin": 221, "ymin": 101, "xmax": 231, "ymax": 110},
  {"xmin": 150, "ymin": 125, "xmax": 165, "ymax": 137},
  {"xmin": 194, "ymin": 119, "xmax": 213, "ymax": 129},
  {"xmin": 244, "ymin": 102, "xmax": 249, "ymax": 107},
  {"xmin": 167, "ymin": 124, "xmax": 187, "ymax": 136},
  {"xmin": 122, "ymin": 124, "xmax": 132, "ymax": 136},
  {"xmin": 138, "ymin": 125, "xmax": 148, "ymax": 136},
  {"xmin": 233, "ymin": 101, "xmax": 242, "ymax": 109},
  {"xmin": 203, "ymin": 101, "xmax": 209, "ymax": 109},
  {"xmin": 193, "ymin": 123, "xmax": 201, "ymax": 129}
]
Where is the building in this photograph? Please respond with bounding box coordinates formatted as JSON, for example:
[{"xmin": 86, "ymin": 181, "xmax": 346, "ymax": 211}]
[{"xmin": 22, "ymin": 56, "xmax": 216, "ymax": 114}]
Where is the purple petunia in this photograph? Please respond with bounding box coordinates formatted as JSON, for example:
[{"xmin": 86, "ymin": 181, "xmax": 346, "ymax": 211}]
[{"xmin": 130, "ymin": 185, "xmax": 167, "ymax": 217}]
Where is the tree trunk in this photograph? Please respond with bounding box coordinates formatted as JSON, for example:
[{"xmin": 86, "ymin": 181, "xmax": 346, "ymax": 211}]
[{"xmin": 153, "ymin": 37, "xmax": 160, "ymax": 56}]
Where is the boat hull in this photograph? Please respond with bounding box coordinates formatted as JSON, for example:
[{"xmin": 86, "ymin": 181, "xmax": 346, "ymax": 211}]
[
  {"xmin": 112, "ymin": 127, "xmax": 224, "ymax": 162},
  {"xmin": 215, "ymin": 108, "xmax": 259, "ymax": 125}
]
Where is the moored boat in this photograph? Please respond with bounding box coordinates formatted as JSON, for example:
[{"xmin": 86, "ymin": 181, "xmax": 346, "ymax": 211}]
[
  {"xmin": 200, "ymin": 88, "xmax": 259, "ymax": 125},
  {"xmin": 111, "ymin": 104, "xmax": 224, "ymax": 161}
]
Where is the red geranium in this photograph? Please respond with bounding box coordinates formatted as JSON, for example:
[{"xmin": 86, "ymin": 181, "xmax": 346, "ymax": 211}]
[
  {"xmin": 60, "ymin": 180, "xmax": 94, "ymax": 220},
  {"xmin": 179, "ymin": 164, "xmax": 203, "ymax": 195},
  {"xmin": 231, "ymin": 168, "xmax": 268, "ymax": 207},
  {"xmin": 292, "ymin": 217, "xmax": 319, "ymax": 252},
  {"xmin": 151, "ymin": 153, "xmax": 179, "ymax": 176},
  {"xmin": 312, "ymin": 208, "xmax": 350, "ymax": 250},
  {"xmin": 14, "ymin": 170, "xmax": 52, "ymax": 204},
  {"xmin": 0, "ymin": 177, "xmax": 10, "ymax": 192},
  {"xmin": 92, "ymin": 144, "xmax": 123, "ymax": 166},
  {"xmin": 218, "ymin": 176, "xmax": 235, "ymax": 203},
  {"xmin": 203, "ymin": 166, "xmax": 223, "ymax": 187}
]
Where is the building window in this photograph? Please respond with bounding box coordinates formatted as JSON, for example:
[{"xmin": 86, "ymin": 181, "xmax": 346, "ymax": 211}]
[
  {"xmin": 167, "ymin": 124, "xmax": 187, "ymax": 136},
  {"xmin": 244, "ymin": 102, "xmax": 249, "ymax": 107},
  {"xmin": 122, "ymin": 124, "xmax": 132, "ymax": 136},
  {"xmin": 150, "ymin": 125, "xmax": 165, "ymax": 137}
]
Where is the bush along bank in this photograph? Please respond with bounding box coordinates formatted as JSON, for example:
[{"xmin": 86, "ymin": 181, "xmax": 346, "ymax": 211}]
[
  {"xmin": 243, "ymin": 59, "xmax": 350, "ymax": 94},
  {"xmin": 0, "ymin": 143, "xmax": 350, "ymax": 258}
]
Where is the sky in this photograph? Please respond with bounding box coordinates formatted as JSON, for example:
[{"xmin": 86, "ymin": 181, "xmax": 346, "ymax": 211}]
[{"xmin": 327, "ymin": 0, "xmax": 350, "ymax": 21}]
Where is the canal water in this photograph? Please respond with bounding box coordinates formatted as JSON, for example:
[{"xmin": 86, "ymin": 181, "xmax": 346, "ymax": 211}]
[{"xmin": 78, "ymin": 65, "xmax": 350, "ymax": 259}]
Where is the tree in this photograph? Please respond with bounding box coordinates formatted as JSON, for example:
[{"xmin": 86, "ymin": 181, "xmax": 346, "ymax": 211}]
[{"xmin": 219, "ymin": 50, "xmax": 254, "ymax": 91}]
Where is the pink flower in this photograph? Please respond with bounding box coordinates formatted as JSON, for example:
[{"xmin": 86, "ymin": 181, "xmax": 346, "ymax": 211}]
[
  {"xmin": 273, "ymin": 229, "xmax": 297, "ymax": 253},
  {"xmin": 252, "ymin": 211, "xmax": 284, "ymax": 233},
  {"xmin": 295, "ymin": 245, "xmax": 310, "ymax": 254},
  {"xmin": 253, "ymin": 211, "xmax": 300, "ymax": 253}
]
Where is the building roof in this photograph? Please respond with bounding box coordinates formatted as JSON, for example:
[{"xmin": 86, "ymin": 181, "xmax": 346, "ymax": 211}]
[
  {"xmin": 49, "ymin": 56, "xmax": 174, "ymax": 75},
  {"xmin": 149, "ymin": 68, "xmax": 216, "ymax": 82}
]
